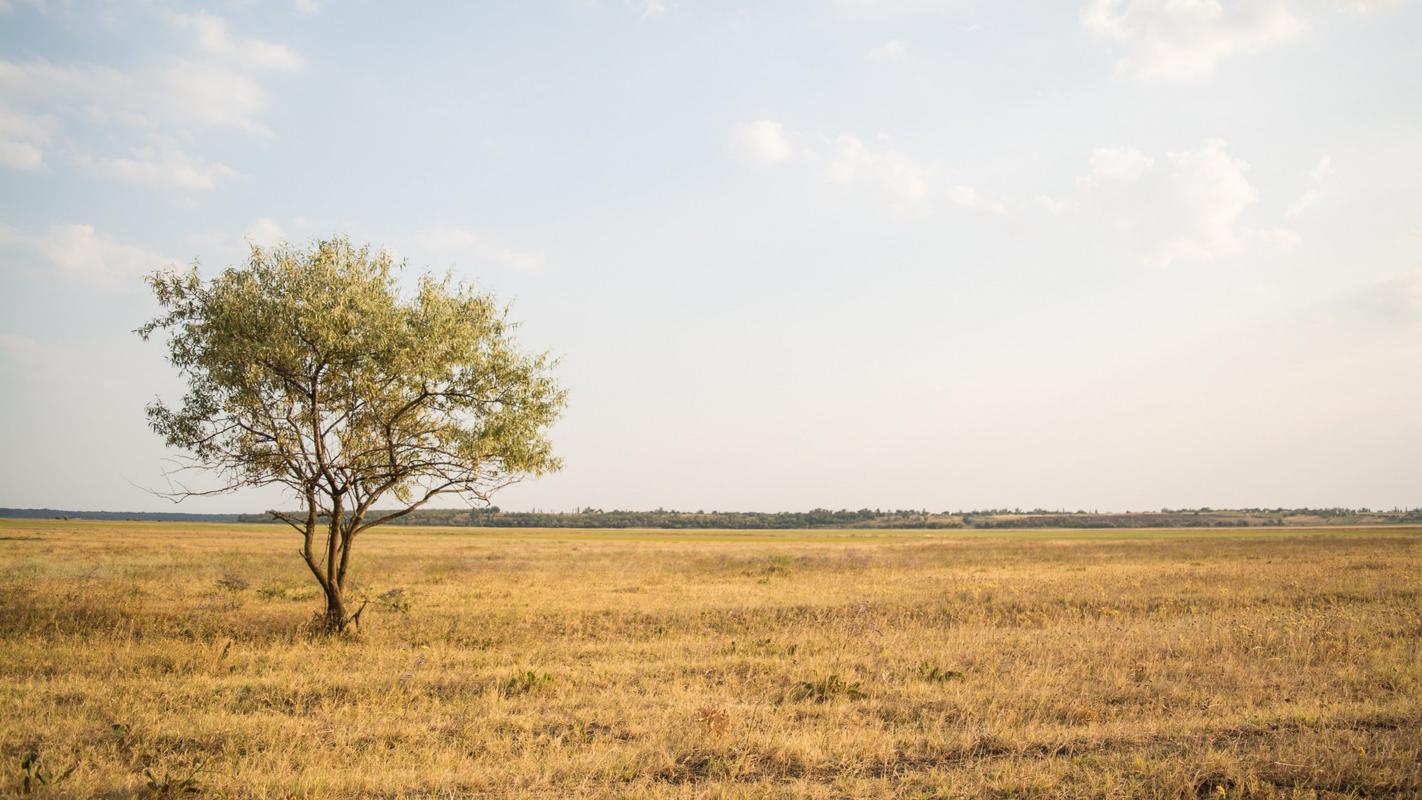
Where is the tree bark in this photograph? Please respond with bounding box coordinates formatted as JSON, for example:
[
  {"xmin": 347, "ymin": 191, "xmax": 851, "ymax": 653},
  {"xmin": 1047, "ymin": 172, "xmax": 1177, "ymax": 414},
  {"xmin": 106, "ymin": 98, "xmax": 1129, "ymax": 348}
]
[
  {"xmin": 322, "ymin": 582, "xmax": 347, "ymax": 632},
  {"xmin": 319, "ymin": 491, "xmax": 346, "ymax": 632}
]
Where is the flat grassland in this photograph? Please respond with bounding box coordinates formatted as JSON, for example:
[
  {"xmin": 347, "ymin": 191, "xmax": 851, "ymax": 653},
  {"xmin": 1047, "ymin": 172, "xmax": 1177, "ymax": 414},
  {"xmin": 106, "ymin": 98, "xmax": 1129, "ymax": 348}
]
[{"xmin": 1, "ymin": 520, "xmax": 1419, "ymax": 798}]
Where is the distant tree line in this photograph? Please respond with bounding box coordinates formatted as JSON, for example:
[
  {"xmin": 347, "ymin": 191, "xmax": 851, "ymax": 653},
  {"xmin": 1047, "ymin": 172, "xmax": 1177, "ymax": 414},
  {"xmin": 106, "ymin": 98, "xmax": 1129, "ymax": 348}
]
[
  {"xmin": 237, "ymin": 507, "xmax": 968, "ymax": 529},
  {"xmin": 0, "ymin": 508, "xmax": 241, "ymax": 522},
  {"xmin": 225, "ymin": 506, "xmax": 1422, "ymax": 530},
  {"xmin": 9, "ymin": 506, "xmax": 1418, "ymax": 530}
]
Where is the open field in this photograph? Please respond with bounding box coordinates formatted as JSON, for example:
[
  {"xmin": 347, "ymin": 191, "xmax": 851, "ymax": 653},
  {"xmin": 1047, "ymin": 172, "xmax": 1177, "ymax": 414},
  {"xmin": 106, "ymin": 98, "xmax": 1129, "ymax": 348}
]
[{"xmin": 2, "ymin": 519, "xmax": 1420, "ymax": 798}]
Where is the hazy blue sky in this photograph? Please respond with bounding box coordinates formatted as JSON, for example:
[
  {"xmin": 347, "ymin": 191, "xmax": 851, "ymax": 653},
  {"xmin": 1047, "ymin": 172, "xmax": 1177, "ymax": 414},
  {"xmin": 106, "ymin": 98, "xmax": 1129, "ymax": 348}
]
[{"xmin": 1, "ymin": 0, "xmax": 1419, "ymax": 513}]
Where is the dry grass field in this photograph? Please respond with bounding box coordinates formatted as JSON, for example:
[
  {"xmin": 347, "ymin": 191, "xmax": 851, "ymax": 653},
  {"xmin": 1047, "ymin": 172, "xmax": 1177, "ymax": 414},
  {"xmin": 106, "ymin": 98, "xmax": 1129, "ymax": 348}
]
[{"xmin": 1, "ymin": 519, "xmax": 1420, "ymax": 799}]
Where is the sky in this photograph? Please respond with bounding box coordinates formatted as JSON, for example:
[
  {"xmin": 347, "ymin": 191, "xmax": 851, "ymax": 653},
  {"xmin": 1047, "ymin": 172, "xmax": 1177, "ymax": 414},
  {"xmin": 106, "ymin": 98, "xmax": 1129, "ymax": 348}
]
[{"xmin": 0, "ymin": 0, "xmax": 1419, "ymax": 514}]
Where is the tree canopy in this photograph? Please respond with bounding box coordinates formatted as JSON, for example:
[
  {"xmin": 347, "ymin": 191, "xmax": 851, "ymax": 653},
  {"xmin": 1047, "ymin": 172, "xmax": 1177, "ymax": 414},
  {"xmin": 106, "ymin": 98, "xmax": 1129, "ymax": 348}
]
[{"xmin": 140, "ymin": 236, "xmax": 565, "ymax": 630}]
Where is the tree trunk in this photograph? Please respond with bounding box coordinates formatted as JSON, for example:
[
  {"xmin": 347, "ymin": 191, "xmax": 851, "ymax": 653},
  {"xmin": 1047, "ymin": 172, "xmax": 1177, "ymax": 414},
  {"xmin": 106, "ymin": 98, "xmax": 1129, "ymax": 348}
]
[
  {"xmin": 322, "ymin": 583, "xmax": 347, "ymax": 633},
  {"xmin": 319, "ymin": 491, "xmax": 348, "ymax": 633}
]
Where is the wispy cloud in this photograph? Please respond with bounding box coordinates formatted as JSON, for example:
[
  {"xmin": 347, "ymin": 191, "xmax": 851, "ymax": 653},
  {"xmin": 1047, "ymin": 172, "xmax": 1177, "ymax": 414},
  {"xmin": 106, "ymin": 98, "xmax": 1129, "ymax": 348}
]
[
  {"xmin": 867, "ymin": 39, "xmax": 908, "ymax": 61},
  {"xmin": 1081, "ymin": 139, "xmax": 1296, "ymax": 265},
  {"xmin": 245, "ymin": 218, "xmax": 287, "ymax": 249},
  {"xmin": 168, "ymin": 12, "xmax": 305, "ymax": 72},
  {"xmin": 1085, "ymin": 146, "xmax": 1154, "ymax": 184},
  {"xmin": 0, "ymin": 100, "xmax": 52, "ymax": 170},
  {"xmin": 0, "ymin": 0, "xmax": 48, "ymax": 14},
  {"xmin": 735, "ymin": 120, "xmax": 1004, "ymax": 214},
  {"xmin": 822, "ymin": 132, "xmax": 932, "ymax": 204},
  {"xmin": 1337, "ymin": 0, "xmax": 1404, "ymax": 10},
  {"xmin": 72, "ymin": 145, "xmax": 238, "ymax": 190},
  {"xmin": 413, "ymin": 225, "xmax": 543, "ymax": 273},
  {"xmin": 1081, "ymin": 0, "xmax": 1303, "ymax": 81},
  {"xmin": 732, "ymin": 120, "xmax": 793, "ymax": 165},
  {"xmin": 1286, "ymin": 155, "xmax": 1333, "ymax": 218},
  {"xmin": 0, "ymin": 222, "xmax": 173, "ymax": 283},
  {"xmin": 0, "ymin": 9, "xmax": 303, "ymax": 187}
]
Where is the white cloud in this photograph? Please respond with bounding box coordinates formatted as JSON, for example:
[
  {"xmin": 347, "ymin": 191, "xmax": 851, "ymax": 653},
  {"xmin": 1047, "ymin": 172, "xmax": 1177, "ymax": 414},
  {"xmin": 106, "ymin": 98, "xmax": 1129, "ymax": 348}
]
[
  {"xmin": 1086, "ymin": 146, "xmax": 1154, "ymax": 183},
  {"xmin": 948, "ymin": 184, "xmax": 1005, "ymax": 213},
  {"xmin": 152, "ymin": 64, "xmax": 281, "ymax": 137},
  {"xmin": 1285, "ymin": 154, "xmax": 1333, "ymax": 218},
  {"xmin": 641, "ymin": 0, "xmax": 667, "ymax": 19},
  {"xmin": 0, "ymin": 10, "xmax": 302, "ymax": 181},
  {"xmin": 946, "ymin": 184, "xmax": 980, "ymax": 207},
  {"xmin": 0, "ymin": 58, "xmax": 280, "ymax": 139},
  {"xmin": 1035, "ymin": 195, "xmax": 1070, "ymax": 215},
  {"xmin": 1082, "ymin": 0, "xmax": 1304, "ymax": 81},
  {"xmin": 0, "ymin": 137, "xmax": 42, "ymax": 170},
  {"xmin": 0, "ymin": 0, "xmax": 47, "ymax": 13},
  {"xmin": 868, "ymin": 39, "xmax": 908, "ymax": 61},
  {"xmin": 1337, "ymin": 0, "xmax": 1403, "ymax": 10},
  {"xmin": 1308, "ymin": 155, "xmax": 1333, "ymax": 181},
  {"xmin": 732, "ymin": 119, "xmax": 794, "ymax": 164},
  {"xmin": 735, "ymin": 120, "xmax": 1003, "ymax": 214},
  {"xmin": 413, "ymin": 225, "xmax": 543, "ymax": 272},
  {"xmin": 1285, "ymin": 188, "xmax": 1320, "ymax": 218},
  {"xmin": 0, "ymin": 101, "xmax": 52, "ymax": 170},
  {"xmin": 245, "ymin": 218, "xmax": 286, "ymax": 249},
  {"xmin": 72, "ymin": 145, "xmax": 237, "ymax": 190},
  {"xmin": 1131, "ymin": 140, "xmax": 1256, "ymax": 263},
  {"xmin": 0, "ymin": 222, "xmax": 173, "ymax": 282},
  {"xmin": 169, "ymin": 12, "xmax": 305, "ymax": 72},
  {"xmin": 825, "ymin": 133, "xmax": 930, "ymax": 203},
  {"xmin": 1083, "ymin": 139, "xmax": 1295, "ymax": 265},
  {"xmin": 820, "ymin": 132, "xmax": 1005, "ymax": 212},
  {"xmin": 1249, "ymin": 226, "xmax": 1301, "ymax": 249},
  {"xmin": 293, "ymin": 0, "xmax": 321, "ymax": 15}
]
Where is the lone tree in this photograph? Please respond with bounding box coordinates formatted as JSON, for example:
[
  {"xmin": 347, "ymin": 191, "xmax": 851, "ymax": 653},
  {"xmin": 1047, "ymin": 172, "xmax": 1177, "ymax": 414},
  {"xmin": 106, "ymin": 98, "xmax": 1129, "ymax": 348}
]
[{"xmin": 139, "ymin": 237, "xmax": 565, "ymax": 632}]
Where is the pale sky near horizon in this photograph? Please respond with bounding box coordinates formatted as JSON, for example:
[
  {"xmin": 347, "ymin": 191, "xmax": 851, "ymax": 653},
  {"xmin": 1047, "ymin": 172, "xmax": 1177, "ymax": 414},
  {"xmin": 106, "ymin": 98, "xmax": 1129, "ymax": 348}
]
[{"xmin": 1, "ymin": 0, "xmax": 1419, "ymax": 514}]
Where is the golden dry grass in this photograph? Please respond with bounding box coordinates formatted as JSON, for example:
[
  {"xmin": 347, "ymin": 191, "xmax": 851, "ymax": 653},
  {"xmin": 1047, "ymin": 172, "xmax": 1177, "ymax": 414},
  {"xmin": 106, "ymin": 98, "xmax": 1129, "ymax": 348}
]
[{"xmin": 2, "ymin": 519, "xmax": 1420, "ymax": 798}]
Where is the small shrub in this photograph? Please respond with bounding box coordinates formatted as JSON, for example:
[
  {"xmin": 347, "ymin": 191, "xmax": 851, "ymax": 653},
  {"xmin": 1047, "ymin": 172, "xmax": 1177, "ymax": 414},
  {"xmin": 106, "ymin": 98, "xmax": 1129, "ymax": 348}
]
[
  {"xmin": 215, "ymin": 573, "xmax": 248, "ymax": 610},
  {"xmin": 142, "ymin": 758, "xmax": 208, "ymax": 795},
  {"xmin": 19, "ymin": 751, "xmax": 75, "ymax": 795},
  {"xmin": 501, "ymin": 670, "xmax": 554, "ymax": 697},
  {"xmin": 916, "ymin": 661, "xmax": 965, "ymax": 683},
  {"xmin": 791, "ymin": 673, "xmax": 865, "ymax": 703},
  {"xmin": 742, "ymin": 555, "xmax": 793, "ymax": 579},
  {"xmin": 376, "ymin": 587, "xmax": 411, "ymax": 613},
  {"xmin": 255, "ymin": 585, "xmax": 288, "ymax": 601},
  {"xmin": 215, "ymin": 573, "xmax": 249, "ymax": 593}
]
